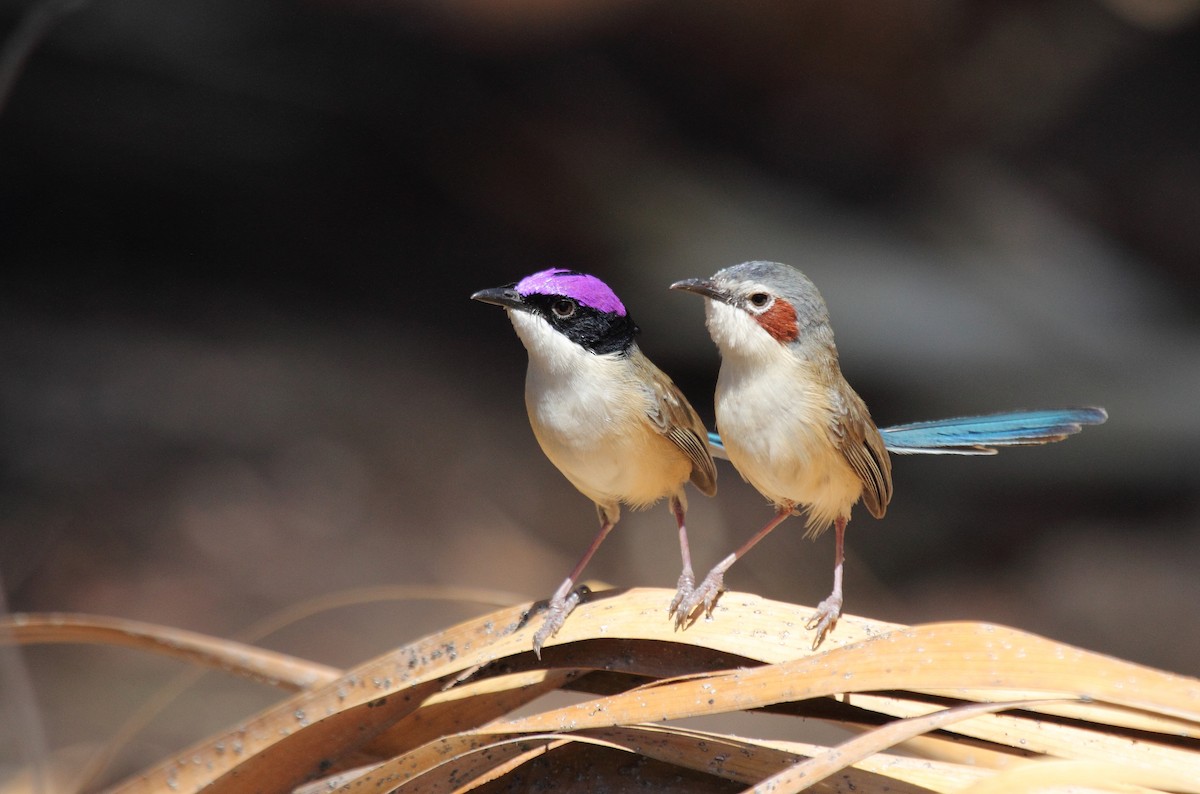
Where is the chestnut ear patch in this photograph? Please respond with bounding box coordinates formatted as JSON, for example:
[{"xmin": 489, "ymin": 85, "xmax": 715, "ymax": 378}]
[{"xmin": 755, "ymin": 297, "xmax": 798, "ymax": 342}]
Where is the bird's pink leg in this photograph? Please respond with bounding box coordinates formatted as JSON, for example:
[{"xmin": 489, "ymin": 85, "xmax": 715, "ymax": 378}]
[
  {"xmin": 533, "ymin": 516, "xmax": 614, "ymax": 658},
  {"xmin": 806, "ymin": 515, "xmax": 846, "ymax": 649},
  {"xmin": 673, "ymin": 504, "xmax": 793, "ymax": 628},
  {"xmin": 667, "ymin": 496, "xmax": 695, "ymax": 619}
]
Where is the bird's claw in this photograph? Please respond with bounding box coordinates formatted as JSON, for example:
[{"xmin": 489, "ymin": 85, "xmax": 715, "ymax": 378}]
[
  {"xmin": 806, "ymin": 594, "xmax": 843, "ymax": 650},
  {"xmin": 532, "ymin": 590, "xmax": 581, "ymax": 658},
  {"xmin": 668, "ymin": 570, "xmax": 695, "ymax": 621},
  {"xmin": 671, "ymin": 569, "xmax": 725, "ymax": 628}
]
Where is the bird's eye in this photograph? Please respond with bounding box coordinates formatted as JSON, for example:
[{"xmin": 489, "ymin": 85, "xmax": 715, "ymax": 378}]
[
  {"xmin": 748, "ymin": 292, "xmax": 773, "ymax": 309},
  {"xmin": 552, "ymin": 299, "xmax": 577, "ymax": 318}
]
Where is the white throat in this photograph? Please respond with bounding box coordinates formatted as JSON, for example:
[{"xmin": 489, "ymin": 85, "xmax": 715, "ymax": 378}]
[
  {"xmin": 507, "ymin": 309, "xmax": 592, "ymax": 376},
  {"xmin": 704, "ymin": 299, "xmax": 788, "ymax": 364}
]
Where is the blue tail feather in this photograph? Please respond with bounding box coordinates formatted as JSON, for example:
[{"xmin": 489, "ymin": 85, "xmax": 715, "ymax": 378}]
[
  {"xmin": 706, "ymin": 407, "xmax": 1106, "ymax": 459},
  {"xmin": 879, "ymin": 407, "xmax": 1107, "ymax": 455}
]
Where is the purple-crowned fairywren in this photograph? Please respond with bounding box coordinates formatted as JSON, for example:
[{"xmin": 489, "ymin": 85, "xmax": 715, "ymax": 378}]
[
  {"xmin": 672, "ymin": 261, "xmax": 1107, "ymax": 648},
  {"xmin": 472, "ymin": 268, "xmax": 717, "ymax": 657}
]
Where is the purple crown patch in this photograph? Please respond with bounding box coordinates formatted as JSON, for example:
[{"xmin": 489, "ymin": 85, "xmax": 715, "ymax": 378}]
[{"xmin": 515, "ymin": 268, "xmax": 627, "ymax": 316}]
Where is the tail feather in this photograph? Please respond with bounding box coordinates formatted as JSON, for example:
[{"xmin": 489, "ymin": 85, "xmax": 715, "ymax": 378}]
[
  {"xmin": 706, "ymin": 407, "xmax": 1107, "ymax": 459},
  {"xmin": 880, "ymin": 407, "xmax": 1107, "ymax": 455}
]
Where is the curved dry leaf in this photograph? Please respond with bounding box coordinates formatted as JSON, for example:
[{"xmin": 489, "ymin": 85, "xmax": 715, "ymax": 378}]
[
  {"xmin": 574, "ymin": 725, "xmax": 803, "ymax": 785},
  {"xmin": 65, "ymin": 589, "xmax": 1200, "ymax": 793},
  {"xmin": 374, "ymin": 726, "xmax": 800, "ymax": 793},
  {"xmin": 570, "ymin": 725, "xmax": 930, "ymax": 793},
  {"xmin": 375, "ymin": 731, "xmax": 845, "ymax": 794},
  {"xmin": 844, "ymin": 692, "xmax": 1200, "ymax": 774},
  {"xmin": 104, "ymin": 588, "xmax": 819, "ymax": 792},
  {"xmin": 348, "ymin": 734, "xmax": 567, "ymax": 793},
  {"xmin": 103, "ymin": 602, "xmax": 535, "ymax": 792},
  {"xmin": 541, "ymin": 587, "xmax": 900, "ymax": 660},
  {"xmin": 748, "ymin": 699, "xmax": 1067, "ymax": 794},
  {"xmin": 1, "ymin": 612, "xmax": 338, "ymax": 690},
  {"xmin": 361, "ymin": 669, "xmax": 579, "ymax": 760},
  {"xmin": 442, "ymin": 736, "xmax": 747, "ymax": 794},
  {"xmin": 959, "ymin": 759, "xmax": 1199, "ymax": 794},
  {"xmin": 499, "ymin": 620, "xmax": 1200, "ymax": 733},
  {"xmin": 756, "ymin": 736, "xmax": 992, "ymax": 792},
  {"xmin": 919, "ymin": 687, "xmax": 1200, "ymax": 737},
  {"xmin": 887, "ymin": 733, "xmax": 1029, "ymax": 769}
]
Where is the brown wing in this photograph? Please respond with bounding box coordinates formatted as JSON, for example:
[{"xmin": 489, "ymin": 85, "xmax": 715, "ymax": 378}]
[
  {"xmin": 829, "ymin": 383, "xmax": 892, "ymax": 519},
  {"xmin": 634, "ymin": 349, "xmax": 718, "ymax": 497}
]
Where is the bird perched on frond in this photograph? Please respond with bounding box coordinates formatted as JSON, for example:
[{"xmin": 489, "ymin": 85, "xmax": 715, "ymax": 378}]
[
  {"xmin": 672, "ymin": 261, "xmax": 1106, "ymax": 647},
  {"xmin": 473, "ymin": 268, "xmax": 716, "ymax": 656}
]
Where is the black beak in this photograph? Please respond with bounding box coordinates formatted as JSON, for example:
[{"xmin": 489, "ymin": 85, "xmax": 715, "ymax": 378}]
[
  {"xmin": 470, "ymin": 286, "xmax": 526, "ymax": 310},
  {"xmin": 670, "ymin": 278, "xmax": 730, "ymax": 303}
]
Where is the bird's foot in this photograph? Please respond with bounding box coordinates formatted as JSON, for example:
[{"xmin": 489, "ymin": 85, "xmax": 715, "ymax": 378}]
[
  {"xmin": 668, "ymin": 570, "xmax": 695, "ymax": 621},
  {"xmin": 671, "ymin": 569, "xmax": 725, "ymax": 629},
  {"xmin": 532, "ymin": 590, "xmax": 581, "ymax": 659},
  {"xmin": 805, "ymin": 594, "xmax": 843, "ymax": 650}
]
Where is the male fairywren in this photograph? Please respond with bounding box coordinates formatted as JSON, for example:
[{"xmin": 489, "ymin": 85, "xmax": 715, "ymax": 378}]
[
  {"xmin": 472, "ymin": 268, "xmax": 717, "ymax": 657},
  {"xmin": 672, "ymin": 261, "xmax": 1107, "ymax": 648}
]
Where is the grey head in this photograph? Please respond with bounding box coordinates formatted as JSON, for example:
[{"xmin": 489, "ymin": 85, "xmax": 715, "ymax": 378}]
[{"xmin": 671, "ymin": 261, "xmax": 833, "ymax": 345}]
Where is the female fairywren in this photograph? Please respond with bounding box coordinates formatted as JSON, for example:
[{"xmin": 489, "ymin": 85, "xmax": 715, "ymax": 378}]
[{"xmin": 672, "ymin": 261, "xmax": 1107, "ymax": 647}]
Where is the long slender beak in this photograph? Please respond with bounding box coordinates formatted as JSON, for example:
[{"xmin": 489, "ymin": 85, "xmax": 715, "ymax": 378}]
[
  {"xmin": 670, "ymin": 278, "xmax": 729, "ymax": 303},
  {"xmin": 470, "ymin": 286, "xmax": 525, "ymax": 310}
]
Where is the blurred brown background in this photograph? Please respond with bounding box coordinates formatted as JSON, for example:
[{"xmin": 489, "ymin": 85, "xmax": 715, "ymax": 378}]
[{"xmin": 2, "ymin": 0, "xmax": 1199, "ymax": 784}]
